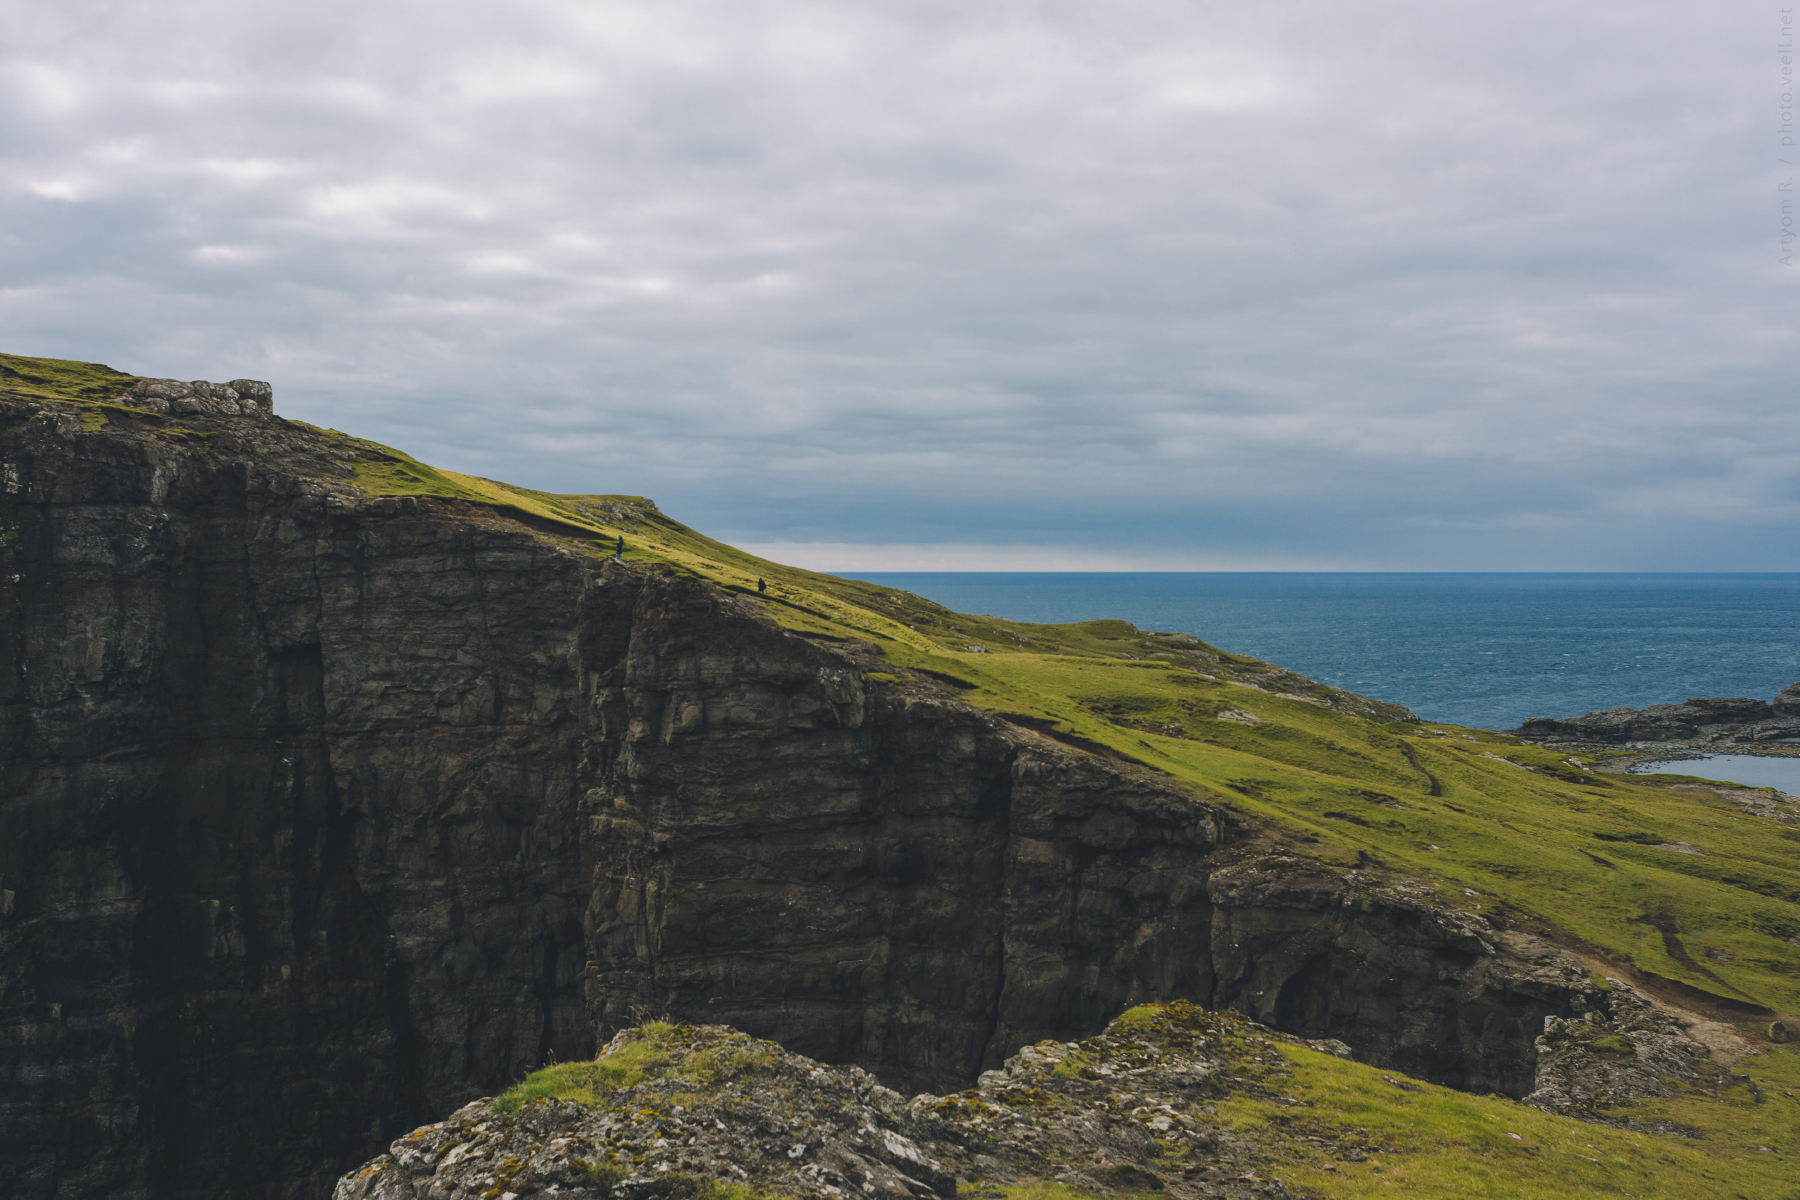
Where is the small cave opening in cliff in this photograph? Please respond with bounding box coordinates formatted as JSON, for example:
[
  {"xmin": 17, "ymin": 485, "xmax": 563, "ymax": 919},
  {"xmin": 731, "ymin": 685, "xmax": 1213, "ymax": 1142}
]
[{"xmin": 1271, "ymin": 953, "xmax": 1337, "ymax": 1037}]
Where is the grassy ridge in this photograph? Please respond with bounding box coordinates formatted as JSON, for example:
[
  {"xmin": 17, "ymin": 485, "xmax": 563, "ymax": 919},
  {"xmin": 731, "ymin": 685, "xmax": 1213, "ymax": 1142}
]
[
  {"xmin": 458, "ymin": 472, "xmax": 1800, "ymax": 1019},
  {"xmin": 446, "ymin": 475, "xmax": 1800, "ymax": 1018},
  {"xmin": 262, "ymin": 366, "xmax": 1800, "ymax": 1019},
  {"xmin": 0, "ymin": 351, "xmax": 139, "ymax": 403}
]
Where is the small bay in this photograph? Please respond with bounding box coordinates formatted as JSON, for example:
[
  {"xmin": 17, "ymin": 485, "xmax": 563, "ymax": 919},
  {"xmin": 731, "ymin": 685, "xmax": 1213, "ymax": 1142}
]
[{"xmin": 846, "ymin": 572, "xmax": 1800, "ymax": 732}]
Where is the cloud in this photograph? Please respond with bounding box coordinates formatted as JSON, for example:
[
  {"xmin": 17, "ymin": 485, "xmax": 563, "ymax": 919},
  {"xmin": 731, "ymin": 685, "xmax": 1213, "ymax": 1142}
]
[{"xmin": 1, "ymin": 0, "xmax": 1792, "ymax": 569}]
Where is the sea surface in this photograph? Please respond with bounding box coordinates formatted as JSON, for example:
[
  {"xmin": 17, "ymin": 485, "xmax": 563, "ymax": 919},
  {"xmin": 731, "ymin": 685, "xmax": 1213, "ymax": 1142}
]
[{"xmin": 846, "ymin": 573, "xmax": 1800, "ymax": 733}]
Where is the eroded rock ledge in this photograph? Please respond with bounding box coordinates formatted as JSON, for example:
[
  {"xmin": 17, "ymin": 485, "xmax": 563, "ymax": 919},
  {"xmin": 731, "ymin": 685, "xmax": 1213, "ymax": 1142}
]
[
  {"xmin": 335, "ymin": 995, "xmax": 1734, "ymax": 1200},
  {"xmin": 1525, "ymin": 979, "xmax": 1735, "ymax": 1131},
  {"xmin": 1, "ymin": 391, "xmax": 1609, "ymax": 1198},
  {"xmin": 333, "ymin": 1006, "xmax": 1358, "ymax": 1200}
]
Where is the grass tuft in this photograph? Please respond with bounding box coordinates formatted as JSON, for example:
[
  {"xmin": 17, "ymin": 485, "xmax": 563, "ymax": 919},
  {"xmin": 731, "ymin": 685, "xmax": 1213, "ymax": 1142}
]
[
  {"xmin": 0, "ymin": 352, "xmax": 139, "ymax": 403},
  {"xmin": 491, "ymin": 1027, "xmax": 677, "ymax": 1113}
]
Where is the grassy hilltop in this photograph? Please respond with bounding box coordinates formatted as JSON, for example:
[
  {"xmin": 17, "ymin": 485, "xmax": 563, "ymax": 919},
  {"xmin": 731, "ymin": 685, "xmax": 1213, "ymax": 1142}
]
[{"xmin": 12, "ymin": 351, "xmax": 1800, "ymax": 1196}]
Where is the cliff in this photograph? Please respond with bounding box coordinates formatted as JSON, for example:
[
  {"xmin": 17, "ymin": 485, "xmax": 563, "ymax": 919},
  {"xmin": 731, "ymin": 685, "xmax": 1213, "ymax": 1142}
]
[{"xmin": 4, "ymin": 355, "xmax": 1797, "ymax": 1198}]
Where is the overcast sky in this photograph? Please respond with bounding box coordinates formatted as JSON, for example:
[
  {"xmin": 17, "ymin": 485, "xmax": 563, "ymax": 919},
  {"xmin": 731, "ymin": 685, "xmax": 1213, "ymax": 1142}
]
[{"xmin": 4, "ymin": 0, "xmax": 1793, "ymax": 569}]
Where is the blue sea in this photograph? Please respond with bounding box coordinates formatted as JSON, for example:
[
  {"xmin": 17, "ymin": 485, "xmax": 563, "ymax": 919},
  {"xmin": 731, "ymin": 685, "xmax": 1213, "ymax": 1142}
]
[{"xmin": 846, "ymin": 573, "xmax": 1800, "ymax": 734}]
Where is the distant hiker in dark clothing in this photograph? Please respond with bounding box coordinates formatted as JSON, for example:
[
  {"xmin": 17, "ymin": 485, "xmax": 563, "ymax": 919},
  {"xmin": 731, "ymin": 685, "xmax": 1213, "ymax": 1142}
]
[
  {"xmin": 614, "ymin": 535, "xmax": 624, "ymax": 562},
  {"xmin": 757, "ymin": 577, "xmax": 767, "ymax": 594}
]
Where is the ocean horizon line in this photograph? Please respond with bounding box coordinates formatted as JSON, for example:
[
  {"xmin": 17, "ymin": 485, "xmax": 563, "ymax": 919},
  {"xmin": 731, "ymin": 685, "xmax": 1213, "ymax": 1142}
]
[{"xmin": 818, "ymin": 572, "xmax": 1800, "ymax": 730}]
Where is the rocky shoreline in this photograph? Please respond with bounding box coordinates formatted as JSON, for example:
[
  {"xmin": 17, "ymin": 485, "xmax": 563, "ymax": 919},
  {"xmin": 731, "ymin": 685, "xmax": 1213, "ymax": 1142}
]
[{"xmin": 1511, "ymin": 683, "xmax": 1800, "ymax": 756}]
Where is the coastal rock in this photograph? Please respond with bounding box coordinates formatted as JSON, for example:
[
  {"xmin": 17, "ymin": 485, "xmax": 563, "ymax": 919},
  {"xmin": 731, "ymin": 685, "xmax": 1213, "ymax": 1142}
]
[
  {"xmin": 1774, "ymin": 683, "xmax": 1800, "ymax": 718},
  {"xmin": 1512, "ymin": 689, "xmax": 1800, "ymax": 748}
]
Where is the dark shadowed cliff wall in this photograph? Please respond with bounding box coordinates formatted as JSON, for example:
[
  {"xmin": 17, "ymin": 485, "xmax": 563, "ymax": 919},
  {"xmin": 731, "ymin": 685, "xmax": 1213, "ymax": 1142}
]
[{"xmin": 0, "ymin": 398, "xmax": 1587, "ymax": 1198}]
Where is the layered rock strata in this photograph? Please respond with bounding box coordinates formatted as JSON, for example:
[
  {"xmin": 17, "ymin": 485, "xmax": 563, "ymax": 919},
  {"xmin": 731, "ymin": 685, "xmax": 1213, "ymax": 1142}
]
[{"xmin": 2, "ymin": 388, "xmax": 1596, "ymax": 1198}]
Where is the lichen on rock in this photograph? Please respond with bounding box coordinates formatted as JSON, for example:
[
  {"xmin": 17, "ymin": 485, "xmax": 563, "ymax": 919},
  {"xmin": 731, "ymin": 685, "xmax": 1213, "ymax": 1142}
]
[
  {"xmin": 334, "ymin": 1004, "xmax": 1342, "ymax": 1200},
  {"xmin": 1523, "ymin": 979, "xmax": 1730, "ymax": 1132},
  {"xmin": 118, "ymin": 376, "xmax": 275, "ymax": 417}
]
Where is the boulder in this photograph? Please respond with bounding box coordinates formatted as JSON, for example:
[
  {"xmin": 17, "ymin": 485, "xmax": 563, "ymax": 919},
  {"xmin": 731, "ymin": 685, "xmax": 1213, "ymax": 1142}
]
[{"xmin": 122, "ymin": 376, "xmax": 274, "ymax": 416}]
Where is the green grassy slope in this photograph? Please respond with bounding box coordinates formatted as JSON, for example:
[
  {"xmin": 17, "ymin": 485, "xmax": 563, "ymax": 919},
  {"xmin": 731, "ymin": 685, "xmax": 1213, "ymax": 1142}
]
[
  {"xmin": 1229, "ymin": 1018, "xmax": 1800, "ymax": 1198},
  {"xmin": 0, "ymin": 351, "xmax": 139, "ymax": 402},
  {"xmin": 385, "ymin": 449, "xmax": 1800, "ymax": 1027},
  {"xmin": 399, "ymin": 486, "xmax": 1800, "ymax": 1025},
  {"xmin": 906, "ymin": 656, "xmax": 1800, "ymax": 1018}
]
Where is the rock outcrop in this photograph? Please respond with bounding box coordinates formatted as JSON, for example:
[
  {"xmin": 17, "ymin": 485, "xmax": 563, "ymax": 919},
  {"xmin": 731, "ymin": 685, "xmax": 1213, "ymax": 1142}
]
[
  {"xmin": 336, "ymin": 994, "xmax": 1747, "ymax": 1200},
  {"xmin": 332, "ymin": 1006, "xmax": 1344, "ymax": 1200},
  {"xmin": 119, "ymin": 377, "xmax": 276, "ymax": 418},
  {"xmin": 1, "ymin": 387, "xmax": 1601, "ymax": 1198},
  {"xmin": 1512, "ymin": 686, "xmax": 1800, "ymax": 748},
  {"xmin": 1523, "ymin": 979, "xmax": 1734, "ymax": 1131}
]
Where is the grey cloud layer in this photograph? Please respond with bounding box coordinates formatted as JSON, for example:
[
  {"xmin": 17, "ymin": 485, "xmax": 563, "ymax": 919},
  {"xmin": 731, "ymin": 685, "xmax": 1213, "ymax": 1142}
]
[{"xmin": 3, "ymin": 0, "xmax": 1790, "ymax": 568}]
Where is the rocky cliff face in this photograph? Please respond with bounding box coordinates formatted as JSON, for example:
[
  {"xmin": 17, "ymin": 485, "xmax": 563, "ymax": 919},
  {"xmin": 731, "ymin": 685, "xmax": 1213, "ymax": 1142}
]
[{"xmin": 3, "ymin": 388, "xmax": 1595, "ymax": 1199}]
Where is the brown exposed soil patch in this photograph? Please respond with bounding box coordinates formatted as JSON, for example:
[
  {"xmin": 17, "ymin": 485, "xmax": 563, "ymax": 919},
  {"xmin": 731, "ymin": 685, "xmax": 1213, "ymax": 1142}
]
[
  {"xmin": 1632, "ymin": 908, "xmax": 1769, "ymax": 1009},
  {"xmin": 998, "ymin": 713, "xmax": 1166, "ymax": 775},
  {"xmin": 1401, "ymin": 743, "xmax": 1443, "ymax": 796}
]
